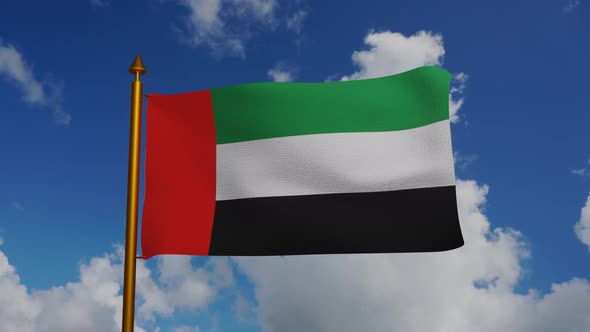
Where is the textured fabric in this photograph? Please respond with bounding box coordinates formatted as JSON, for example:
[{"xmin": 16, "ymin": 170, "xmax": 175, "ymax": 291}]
[
  {"xmin": 210, "ymin": 66, "xmax": 451, "ymax": 144},
  {"xmin": 216, "ymin": 120, "xmax": 454, "ymax": 201},
  {"xmin": 142, "ymin": 90, "xmax": 216, "ymax": 258},
  {"xmin": 209, "ymin": 186, "xmax": 463, "ymax": 256},
  {"xmin": 141, "ymin": 66, "xmax": 462, "ymax": 258}
]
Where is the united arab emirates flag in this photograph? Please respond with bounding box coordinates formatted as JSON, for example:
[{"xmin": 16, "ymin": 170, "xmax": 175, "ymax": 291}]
[{"xmin": 140, "ymin": 66, "xmax": 463, "ymax": 258}]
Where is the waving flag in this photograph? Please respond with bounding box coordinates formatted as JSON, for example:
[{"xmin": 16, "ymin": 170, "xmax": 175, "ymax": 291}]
[{"xmin": 141, "ymin": 66, "xmax": 463, "ymax": 258}]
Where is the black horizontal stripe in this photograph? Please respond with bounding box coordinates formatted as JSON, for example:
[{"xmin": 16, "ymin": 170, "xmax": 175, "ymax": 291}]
[{"xmin": 208, "ymin": 185, "xmax": 463, "ymax": 256}]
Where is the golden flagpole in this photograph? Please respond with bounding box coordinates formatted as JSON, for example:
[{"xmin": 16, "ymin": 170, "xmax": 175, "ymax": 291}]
[{"xmin": 122, "ymin": 55, "xmax": 146, "ymax": 332}]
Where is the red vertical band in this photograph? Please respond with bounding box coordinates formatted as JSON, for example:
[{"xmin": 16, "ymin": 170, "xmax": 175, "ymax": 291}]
[{"xmin": 141, "ymin": 91, "xmax": 216, "ymax": 258}]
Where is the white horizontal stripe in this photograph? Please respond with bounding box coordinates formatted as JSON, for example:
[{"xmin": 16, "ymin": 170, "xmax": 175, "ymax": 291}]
[{"xmin": 216, "ymin": 120, "xmax": 455, "ymax": 201}]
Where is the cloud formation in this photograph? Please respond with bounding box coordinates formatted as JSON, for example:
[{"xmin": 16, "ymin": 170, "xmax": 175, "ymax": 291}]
[
  {"xmin": 267, "ymin": 62, "xmax": 294, "ymax": 82},
  {"xmin": 574, "ymin": 194, "xmax": 590, "ymax": 251},
  {"xmin": 571, "ymin": 158, "xmax": 590, "ymax": 177},
  {"xmin": 267, "ymin": 69, "xmax": 292, "ymax": 82},
  {"xmin": 449, "ymin": 72, "xmax": 468, "ymax": 123},
  {"xmin": 0, "ymin": 39, "xmax": 71, "ymax": 126},
  {"xmin": 175, "ymin": 0, "xmax": 277, "ymax": 58},
  {"xmin": 286, "ymin": 10, "xmax": 307, "ymax": 34},
  {"xmin": 0, "ymin": 246, "xmax": 134, "ymax": 332},
  {"xmin": 341, "ymin": 30, "xmax": 445, "ymax": 81},
  {"xmin": 340, "ymin": 30, "xmax": 466, "ymax": 123},
  {"xmin": 0, "ymin": 244, "xmax": 233, "ymax": 332}
]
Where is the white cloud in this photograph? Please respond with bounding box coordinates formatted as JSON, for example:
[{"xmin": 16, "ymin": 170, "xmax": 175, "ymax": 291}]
[
  {"xmin": 0, "ymin": 247, "xmax": 140, "ymax": 332},
  {"xmin": 136, "ymin": 255, "xmax": 233, "ymax": 323},
  {"xmin": 234, "ymin": 179, "xmax": 590, "ymax": 332},
  {"xmin": 563, "ymin": 0, "xmax": 581, "ymax": 13},
  {"xmin": 0, "ymin": 39, "xmax": 71, "ymax": 126},
  {"xmin": 267, "ymin": 68, "xmax": 293, "ymax": 82},
  {"xmin": 175, "ymin": 0, "xmax": 277, "ymax": 58},
  {"xmin": 450, "ymin": 72, "xmax": 468, "ymax": 94},
  {"xmin": 286, "ymin": 10, "xmax": 307, "ymax": 34},
  {"xmin": 571, "ymin": 157, "xmax": 590, "ymax": 176},
  {"xmin": 0, "ymin": 249, "xmax": 40, "ymax": 332},
  {"xmin": 154, "ymin": 256, "xmax": 222, "ymax": 312},
  {"xmin": 176, "ymin": 0, "xmax": 238, "ymax": 56},
  {"xmin": 135, "ymin": 257, "xmax": 173, "ymax": 321},
  {"xmin": 340, "ymin": 30, "xmax": 445, "ymax": 81},
  {"xmin": 0, "ymin": 245, "xmax": 233, "ymax": 332},
  {"xmin": 267, "ymin": 61, "xmax": 297, "ymax": 82},
  {"xmin": 574, "ymin": 194, "xmax": 590, "ymax": 251},
  {"xmin": 231, "ymin": 0, "xmax": 276, "ymax": 21},
  {"xmin": 449, "ymin": 72, "xmax": 468, "ymax": 123},
  {"xmin": 0, "ymin": 42, "xmax": 44, "ymax": 104},
  {"xmin": 339, "ymin": 30, "xmax": 466, "ymax": 123}
]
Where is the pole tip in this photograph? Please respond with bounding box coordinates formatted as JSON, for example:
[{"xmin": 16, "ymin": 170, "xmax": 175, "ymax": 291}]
[{"xmin": 129, "ymin": 55, "xmax": 146, "ymax": 75}]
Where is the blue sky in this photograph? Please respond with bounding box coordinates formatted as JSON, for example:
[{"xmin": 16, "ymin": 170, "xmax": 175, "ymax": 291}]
[{"xmin": 1, "ymin": 0, "xmax": 589, "ymax": 331}]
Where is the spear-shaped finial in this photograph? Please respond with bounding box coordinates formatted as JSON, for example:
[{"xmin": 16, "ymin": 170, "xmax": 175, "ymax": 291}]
[{"xmin": 128, "ymin": 55, "xmax": 146, "ymax": 75}]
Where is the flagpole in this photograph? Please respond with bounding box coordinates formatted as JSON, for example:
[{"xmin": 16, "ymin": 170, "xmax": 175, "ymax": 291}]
[{"xmin": 122, "ymin": 55, "xmax": 146, "ymax": 332}]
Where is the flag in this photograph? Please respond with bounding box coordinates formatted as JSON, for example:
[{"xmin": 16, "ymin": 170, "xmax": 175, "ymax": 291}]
[{"xmin": 140, "ymin": 66, "xmax": 463, "ymax": 258}]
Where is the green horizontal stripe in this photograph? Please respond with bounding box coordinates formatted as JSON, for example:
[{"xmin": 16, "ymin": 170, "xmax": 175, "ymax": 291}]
[{"xmin": 210, "ymin": 66, "xmax": 451, "ymax": 144}]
